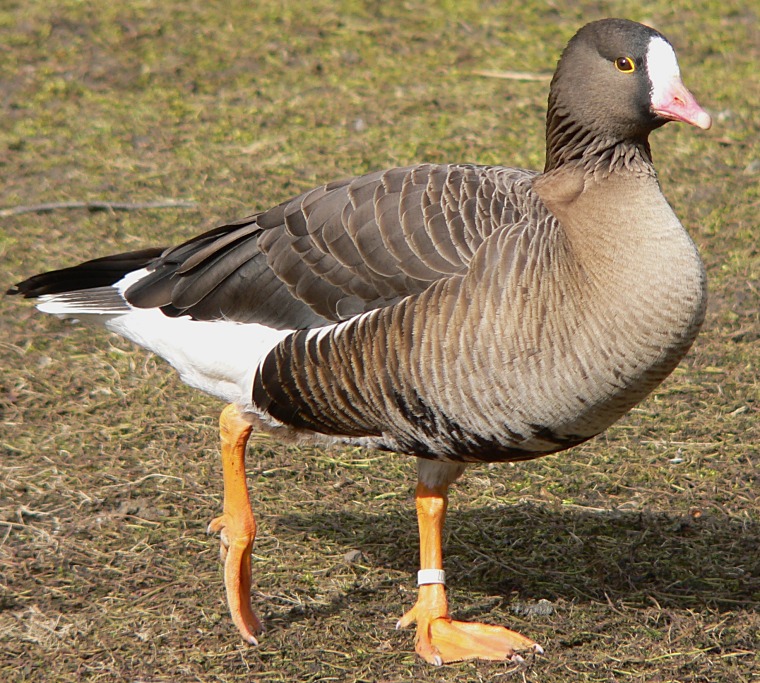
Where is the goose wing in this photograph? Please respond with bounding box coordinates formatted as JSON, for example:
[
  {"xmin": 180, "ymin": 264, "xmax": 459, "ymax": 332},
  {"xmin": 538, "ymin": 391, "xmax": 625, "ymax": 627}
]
[{"xmin": 125, "ymin": 163, "xmax": 533, "ymax": 329}]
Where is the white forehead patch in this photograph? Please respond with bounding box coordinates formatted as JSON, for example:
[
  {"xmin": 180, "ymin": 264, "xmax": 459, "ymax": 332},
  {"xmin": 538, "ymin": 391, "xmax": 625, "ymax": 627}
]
[{"xmin": 646, "ymin": 36, "xmax": 681, "ymax": 101}]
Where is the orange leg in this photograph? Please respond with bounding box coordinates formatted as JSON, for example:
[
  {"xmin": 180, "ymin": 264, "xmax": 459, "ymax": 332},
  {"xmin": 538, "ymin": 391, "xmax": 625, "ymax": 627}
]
[
  {"xmin": 206, "ymin": 404, "xmax": 262, "ymax": 644},
  {"xmin": 397, "ymin": 480, "xmax": 542, "ymax": 665}
]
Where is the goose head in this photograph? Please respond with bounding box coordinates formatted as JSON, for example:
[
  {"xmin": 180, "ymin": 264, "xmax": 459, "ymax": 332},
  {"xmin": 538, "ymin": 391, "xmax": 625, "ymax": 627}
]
[{"xmin": 544, "ymin": 19, "xmax": 711, "ymax": 172}]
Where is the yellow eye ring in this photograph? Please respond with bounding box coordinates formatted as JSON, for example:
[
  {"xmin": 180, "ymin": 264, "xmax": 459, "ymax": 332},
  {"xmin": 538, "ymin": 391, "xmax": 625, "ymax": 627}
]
[{"xmin": 615, "ymin": 56, "xmax": 636, "ymax": 73}]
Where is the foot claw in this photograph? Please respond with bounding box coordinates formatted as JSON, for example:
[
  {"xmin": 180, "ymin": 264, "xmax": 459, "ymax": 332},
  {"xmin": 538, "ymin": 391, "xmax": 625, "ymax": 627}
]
[
  {"xmin": 510, "ymin": 653, "xmax": 526, "ymax": 667},
  {"xmin": 208, "ymin": 516, "xmax": 231, "ymax": 561}
]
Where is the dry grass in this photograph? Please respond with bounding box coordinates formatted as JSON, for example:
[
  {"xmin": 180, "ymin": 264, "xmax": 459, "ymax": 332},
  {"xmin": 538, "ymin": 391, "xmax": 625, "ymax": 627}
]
[{"xmin": 1, "ymin": 1, "xmax": 758, "ymax": 681}]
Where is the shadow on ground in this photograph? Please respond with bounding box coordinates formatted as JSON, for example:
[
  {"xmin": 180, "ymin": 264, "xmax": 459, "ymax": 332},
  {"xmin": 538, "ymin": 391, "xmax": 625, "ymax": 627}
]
[{"xmin": 271, "ymin": 502, "xmax": 758, "ymax": 625}]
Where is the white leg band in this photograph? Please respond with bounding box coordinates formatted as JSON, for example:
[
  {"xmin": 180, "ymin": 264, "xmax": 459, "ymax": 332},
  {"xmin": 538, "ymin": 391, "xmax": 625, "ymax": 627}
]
[{"xmin": 417, "ymin": 569, "xmax": 446, "ymax": 586}]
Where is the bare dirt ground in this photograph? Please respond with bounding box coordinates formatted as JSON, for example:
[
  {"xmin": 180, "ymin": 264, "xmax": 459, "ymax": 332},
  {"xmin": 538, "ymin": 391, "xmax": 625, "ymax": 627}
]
[{"xmin": 1, "ymin": 2, "xmax": 758, "ymax": 681}]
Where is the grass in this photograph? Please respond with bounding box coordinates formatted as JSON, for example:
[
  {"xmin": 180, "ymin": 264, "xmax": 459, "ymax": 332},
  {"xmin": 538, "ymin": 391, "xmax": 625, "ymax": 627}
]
[{"xmin": 1, "ymin": 1, "xmax": 758, "ymax": 681}]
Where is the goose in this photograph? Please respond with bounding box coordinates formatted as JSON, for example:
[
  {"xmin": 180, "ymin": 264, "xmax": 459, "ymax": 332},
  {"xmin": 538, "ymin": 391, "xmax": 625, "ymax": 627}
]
[{"xmin": 9, "ymin": 18, "xmax": 711, "ymax": 665}]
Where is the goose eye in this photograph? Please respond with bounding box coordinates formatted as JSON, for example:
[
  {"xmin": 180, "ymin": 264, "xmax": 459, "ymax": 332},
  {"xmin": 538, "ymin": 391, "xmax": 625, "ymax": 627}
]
[{"xmin": 615, "ymin": 56, "xmax": 636, "ymax": 73}]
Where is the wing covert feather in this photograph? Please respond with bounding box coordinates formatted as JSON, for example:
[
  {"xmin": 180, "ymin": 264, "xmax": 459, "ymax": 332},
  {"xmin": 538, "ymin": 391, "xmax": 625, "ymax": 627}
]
[{"xmin": 124, "ymin": 164, "xmax": 535, "ymax": 328}]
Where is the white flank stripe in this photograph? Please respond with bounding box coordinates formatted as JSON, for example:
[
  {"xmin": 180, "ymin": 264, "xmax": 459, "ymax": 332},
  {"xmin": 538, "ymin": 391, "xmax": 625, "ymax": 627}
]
[
  {"xmin": 305, "ymin": 309, "xmax": 378, "ymax": 344},
  {"xmin": 116, "ymin": 267, "xmax": 153, "ymax": 295}
]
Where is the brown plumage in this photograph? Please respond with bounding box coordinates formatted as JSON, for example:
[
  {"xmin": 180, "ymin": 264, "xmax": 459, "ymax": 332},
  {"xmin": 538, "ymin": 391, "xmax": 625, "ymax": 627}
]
[{"xmin": 9, "ymin": 18, "xmax": 711, "ymax": 665}]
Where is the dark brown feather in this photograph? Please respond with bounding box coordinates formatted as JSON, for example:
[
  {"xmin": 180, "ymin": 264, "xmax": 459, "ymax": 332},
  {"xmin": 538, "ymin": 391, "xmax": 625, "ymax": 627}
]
[
  {"xmin": 120, "ymin": 164, "xmax": 526, "ymax": 329},
  {"xmin": 8, "ymin": 248, "xmax": 165, "ymax": 297}
]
